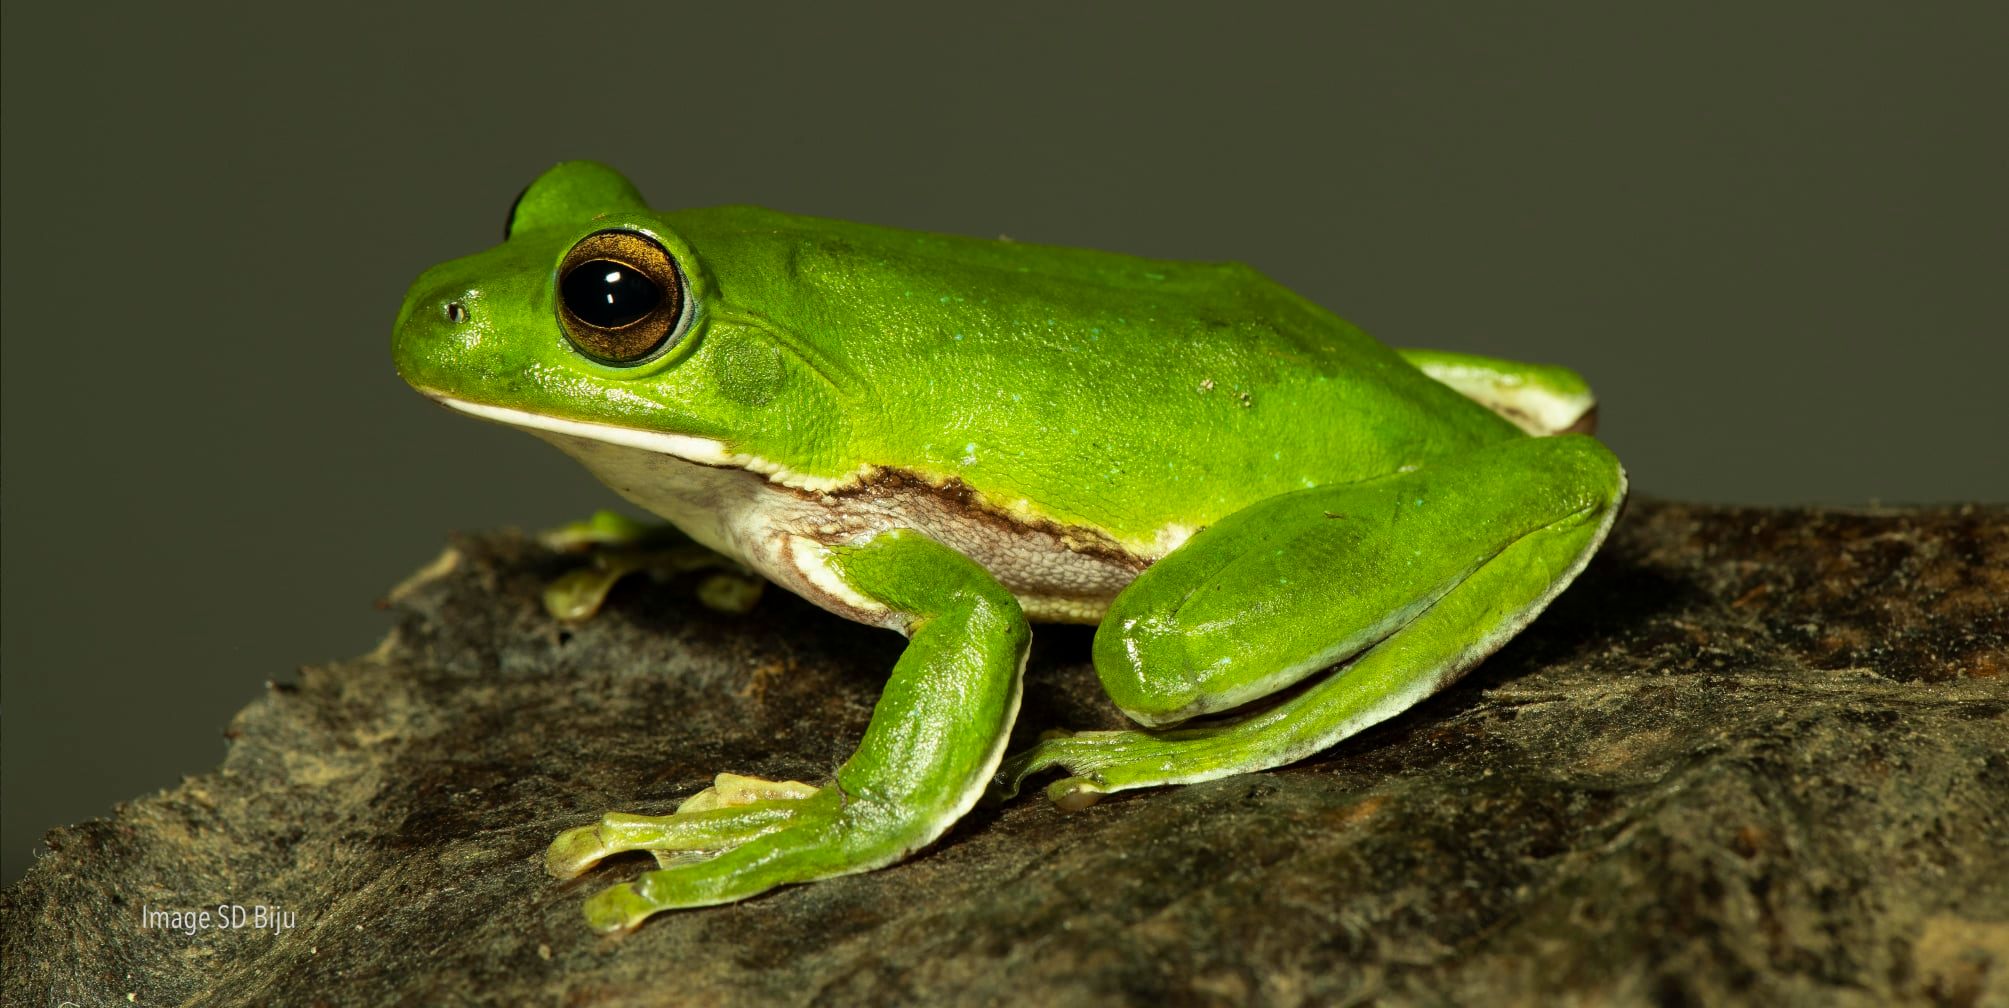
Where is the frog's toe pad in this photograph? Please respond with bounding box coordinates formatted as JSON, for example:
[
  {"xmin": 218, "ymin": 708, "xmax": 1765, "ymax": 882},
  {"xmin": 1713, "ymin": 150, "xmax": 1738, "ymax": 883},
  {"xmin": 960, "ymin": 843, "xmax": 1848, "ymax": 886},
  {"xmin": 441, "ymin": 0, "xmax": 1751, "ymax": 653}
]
[
  {"xmin": 582, "ymin": 880, "xmax": 661, "ymax": 934},
  {"xmin": 695, "ymin": 572, "xmax": 765, "ymax": 613},
  {"xmin": 1046, "ymin": 777, "xmax": 1107, "ymax": 811},
  {"xmin": 542, "ymin": 566, "xmax": 631, "ymax": 622},
  {"xmin": 547, "ymin": 821, "xmax": 623, "ymax": 880}
]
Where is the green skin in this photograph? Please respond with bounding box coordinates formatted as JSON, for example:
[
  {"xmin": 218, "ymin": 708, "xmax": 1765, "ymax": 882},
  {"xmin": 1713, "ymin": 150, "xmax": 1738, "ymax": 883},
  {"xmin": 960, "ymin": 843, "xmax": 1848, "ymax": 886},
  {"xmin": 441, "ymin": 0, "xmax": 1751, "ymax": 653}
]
[{"xmin": 394, "ymin": 162, "xmax": 1626, "ymax": 931}]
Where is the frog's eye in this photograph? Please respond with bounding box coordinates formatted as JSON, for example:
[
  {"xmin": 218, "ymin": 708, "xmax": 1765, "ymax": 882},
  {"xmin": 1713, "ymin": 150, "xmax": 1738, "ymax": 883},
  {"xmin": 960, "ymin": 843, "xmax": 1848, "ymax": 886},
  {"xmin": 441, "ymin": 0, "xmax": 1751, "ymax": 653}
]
[{"xmin": 556, "ymin": 230, "xmax": 689, "ymax": 365}]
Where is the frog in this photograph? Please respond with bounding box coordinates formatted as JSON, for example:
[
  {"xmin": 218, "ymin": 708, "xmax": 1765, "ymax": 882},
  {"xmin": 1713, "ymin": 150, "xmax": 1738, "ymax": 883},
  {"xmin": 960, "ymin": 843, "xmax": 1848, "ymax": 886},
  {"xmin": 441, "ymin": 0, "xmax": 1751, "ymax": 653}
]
[{"xmin": 391, "ymin": 161, "xmax": 1626, "ymax": 932}]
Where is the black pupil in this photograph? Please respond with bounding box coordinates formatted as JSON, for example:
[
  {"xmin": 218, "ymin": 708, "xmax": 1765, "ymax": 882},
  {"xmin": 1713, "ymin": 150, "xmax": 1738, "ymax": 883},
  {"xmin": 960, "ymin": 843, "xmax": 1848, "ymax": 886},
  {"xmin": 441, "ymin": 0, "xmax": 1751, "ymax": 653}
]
[{"xmin": 560, "ymin": 259, "xmax": 663, "ymax": 329}]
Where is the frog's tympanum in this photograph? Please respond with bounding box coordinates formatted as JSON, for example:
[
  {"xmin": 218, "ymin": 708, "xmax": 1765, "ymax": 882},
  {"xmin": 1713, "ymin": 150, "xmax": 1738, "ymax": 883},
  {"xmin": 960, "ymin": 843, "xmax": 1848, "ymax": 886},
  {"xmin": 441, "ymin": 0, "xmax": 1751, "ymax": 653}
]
[{"xmin": 393, "ymin": 162, "xmax": 1626, "ymax": 931}]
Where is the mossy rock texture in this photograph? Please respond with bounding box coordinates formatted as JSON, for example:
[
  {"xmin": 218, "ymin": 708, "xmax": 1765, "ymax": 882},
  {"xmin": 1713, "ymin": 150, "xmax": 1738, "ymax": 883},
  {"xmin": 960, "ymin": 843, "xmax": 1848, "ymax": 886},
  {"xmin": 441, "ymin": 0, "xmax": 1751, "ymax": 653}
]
[{"xmin": 5, "ymin": 499, "xmax": 2006, "ymax": 1007}]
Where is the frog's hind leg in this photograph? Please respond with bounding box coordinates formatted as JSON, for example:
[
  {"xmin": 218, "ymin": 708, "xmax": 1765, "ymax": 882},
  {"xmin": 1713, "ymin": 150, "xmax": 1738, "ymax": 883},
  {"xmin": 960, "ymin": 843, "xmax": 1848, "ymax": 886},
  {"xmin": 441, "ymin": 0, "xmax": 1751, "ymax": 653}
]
[{"xmin": 998, "ymin": 434, "xmax": 1624, "ymax": 809}]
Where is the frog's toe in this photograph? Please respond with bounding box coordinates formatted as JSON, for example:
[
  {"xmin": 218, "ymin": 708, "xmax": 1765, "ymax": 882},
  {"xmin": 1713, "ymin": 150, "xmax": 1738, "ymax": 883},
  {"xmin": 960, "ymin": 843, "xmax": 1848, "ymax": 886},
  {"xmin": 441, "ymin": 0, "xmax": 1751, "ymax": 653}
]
[
  {"xmin": 577, "ymin": 831, "xmax": 825, "ymax": 930},
  {"xmin": 538, "ymin": 509, "xmax": 660, "ymax": 551},
  {"xmin": 581, "ymin": 861, "xmax": 755, "ymax": 933},
  {"xmin": 693, "ymin": 571, "xmax": 765, "ymax": 613},
  {"xmin": 1044, "ymin": 776, "xmax": 1108, "ymax": 811},
  {"xmin": 544, "ymin": 793, "xmax": 820, "ymax": 880},
  {"xmin": 674, "ymin": 772, "xmax": 819, "ymax": 813},
  {"xmin": 992, "ymin": 736, "xmax": 1063, "ymax": 802},
  {"xmin": 574, "ymin": 806, "xmax": 921, "ymax": 929},
  {"xmin": 542, "ymin": 563, "xmax": 642, "ymax": 622},
  {"xmin": 547, "ymin": 820, "xmax": 626, "ymax": 879},
  {"xmin": 581, "ymin": 878, "xmax": 662, "ymax": 934},
  {"xmin": 996, "ymin": 729, "xmax": 1201, "ymax": 808}
]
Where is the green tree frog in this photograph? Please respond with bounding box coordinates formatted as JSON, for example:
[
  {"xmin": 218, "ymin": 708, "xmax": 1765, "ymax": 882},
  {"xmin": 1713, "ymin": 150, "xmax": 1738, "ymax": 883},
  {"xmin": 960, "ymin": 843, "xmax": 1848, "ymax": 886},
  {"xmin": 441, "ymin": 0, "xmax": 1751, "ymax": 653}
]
[{"xmin": 392, "ymin": 162, "xmax": 1626, "ymax": 931}]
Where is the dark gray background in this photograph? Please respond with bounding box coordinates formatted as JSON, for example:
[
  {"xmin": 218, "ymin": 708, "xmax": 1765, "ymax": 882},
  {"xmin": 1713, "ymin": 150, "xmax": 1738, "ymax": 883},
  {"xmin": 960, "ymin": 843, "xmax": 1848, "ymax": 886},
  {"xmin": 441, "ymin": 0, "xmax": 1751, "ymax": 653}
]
[{"xmin": 4, "ymin": 5, "xmax": 2003, "ymax": 884}]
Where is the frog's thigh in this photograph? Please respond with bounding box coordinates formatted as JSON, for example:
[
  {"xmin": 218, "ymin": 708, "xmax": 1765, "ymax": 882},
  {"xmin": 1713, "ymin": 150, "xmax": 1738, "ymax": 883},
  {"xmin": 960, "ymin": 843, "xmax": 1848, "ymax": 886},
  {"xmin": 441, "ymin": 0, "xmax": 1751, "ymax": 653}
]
[
  {"xmin": 1003, "ymin": 434, "xmax": 1623, "ymax": 806},
  {"xmin": 564, "ymin": 529, "xmax": 1029, "ymax": 931}
]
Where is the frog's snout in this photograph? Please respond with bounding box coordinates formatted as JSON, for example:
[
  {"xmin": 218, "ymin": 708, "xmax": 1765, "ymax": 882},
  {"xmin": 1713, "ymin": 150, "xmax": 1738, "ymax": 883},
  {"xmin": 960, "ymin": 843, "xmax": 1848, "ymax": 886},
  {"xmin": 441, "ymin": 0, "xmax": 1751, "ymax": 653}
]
[
  {"xmin": 391, "ymin": 273, "xmax": 482, "ymax": 392},
  {"xmin": 396, "ymin": 286, "xmax": 470, "ymax": 336}
]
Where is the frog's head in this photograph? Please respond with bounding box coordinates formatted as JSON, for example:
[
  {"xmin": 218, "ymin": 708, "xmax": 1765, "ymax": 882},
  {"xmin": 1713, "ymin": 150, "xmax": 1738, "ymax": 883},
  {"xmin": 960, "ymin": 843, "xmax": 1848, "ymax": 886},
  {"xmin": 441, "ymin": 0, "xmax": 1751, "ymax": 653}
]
[{"xmin": 394, "ymin": 161, "xmax": 830, "ymax": 478}]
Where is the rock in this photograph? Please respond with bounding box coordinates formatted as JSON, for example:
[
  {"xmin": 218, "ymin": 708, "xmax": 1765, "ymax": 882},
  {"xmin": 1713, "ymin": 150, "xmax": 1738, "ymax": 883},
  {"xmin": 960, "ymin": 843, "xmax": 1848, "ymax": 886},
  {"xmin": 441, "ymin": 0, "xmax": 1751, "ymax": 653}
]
[{"xmin": 4, "ymin": 500, "xmax": 2005, "ymax": 1007}]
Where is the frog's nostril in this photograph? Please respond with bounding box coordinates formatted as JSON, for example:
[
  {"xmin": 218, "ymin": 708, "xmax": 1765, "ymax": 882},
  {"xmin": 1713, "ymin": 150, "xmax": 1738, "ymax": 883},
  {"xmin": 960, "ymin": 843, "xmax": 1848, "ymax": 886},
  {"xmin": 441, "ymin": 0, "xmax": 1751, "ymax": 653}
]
[{"xmin": 445, "ymin": 301, "xmax": 470, "ymax": 324}]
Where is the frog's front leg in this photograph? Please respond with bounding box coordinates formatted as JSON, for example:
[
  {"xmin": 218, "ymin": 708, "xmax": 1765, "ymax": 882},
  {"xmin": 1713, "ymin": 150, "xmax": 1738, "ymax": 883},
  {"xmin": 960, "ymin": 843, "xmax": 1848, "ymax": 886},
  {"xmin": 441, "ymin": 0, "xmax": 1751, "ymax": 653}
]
[
  {"xmin": 546, "ymin": 529, "xmax": 1028, "ymax": 931},
  {"xmin": 999, "ymin": 434, "xmax": 1624, "ymax": 807}
]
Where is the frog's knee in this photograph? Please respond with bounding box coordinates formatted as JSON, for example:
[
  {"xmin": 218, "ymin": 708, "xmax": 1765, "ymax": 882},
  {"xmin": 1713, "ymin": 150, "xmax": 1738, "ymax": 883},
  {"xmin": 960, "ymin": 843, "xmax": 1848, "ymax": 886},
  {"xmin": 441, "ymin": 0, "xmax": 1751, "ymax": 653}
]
[
  {"xmin": 1091, "ymin": 615, "xmax": 1209, "ymax": 727},
  {"xmin": 1532, "ymin": 433, "xmax": 1624, "ymax": 490}
]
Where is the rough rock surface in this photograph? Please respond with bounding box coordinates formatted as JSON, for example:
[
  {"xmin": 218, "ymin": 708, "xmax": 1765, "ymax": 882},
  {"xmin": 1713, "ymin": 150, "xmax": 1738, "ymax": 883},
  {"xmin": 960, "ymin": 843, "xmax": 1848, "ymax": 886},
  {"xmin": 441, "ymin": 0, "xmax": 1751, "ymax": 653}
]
[{"xmin": 4, "ymin": 499, "xmax": 2005, "ymax": 1007}]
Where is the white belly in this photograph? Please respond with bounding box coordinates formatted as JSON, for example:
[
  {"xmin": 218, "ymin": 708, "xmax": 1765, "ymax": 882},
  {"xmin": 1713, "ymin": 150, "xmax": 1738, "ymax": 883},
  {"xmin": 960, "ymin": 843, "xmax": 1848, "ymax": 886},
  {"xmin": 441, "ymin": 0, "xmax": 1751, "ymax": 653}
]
[{"xmin": 530, "ymin": 429, "xmax": 1153, "ymax": 626}]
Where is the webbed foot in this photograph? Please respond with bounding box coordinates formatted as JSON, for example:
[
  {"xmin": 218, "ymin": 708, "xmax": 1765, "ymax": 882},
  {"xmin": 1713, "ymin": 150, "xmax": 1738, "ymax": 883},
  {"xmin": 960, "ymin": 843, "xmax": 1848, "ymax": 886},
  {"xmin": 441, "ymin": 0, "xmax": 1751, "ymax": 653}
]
[
  {"xmin": 547, "ymin": 773, "xmax": 947, "ymax": 932},
  {"xmin": 546, "ymin": 772, "xmax": 823, "ymax": 883},
  {"xmin": 993, "ymin": 729, "xmax": 1186, "ymax": 810}
]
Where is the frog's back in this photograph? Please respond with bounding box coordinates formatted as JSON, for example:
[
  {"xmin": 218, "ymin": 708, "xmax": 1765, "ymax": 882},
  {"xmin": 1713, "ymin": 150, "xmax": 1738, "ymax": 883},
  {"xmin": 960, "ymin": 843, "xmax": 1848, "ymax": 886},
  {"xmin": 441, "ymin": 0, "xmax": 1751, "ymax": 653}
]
[{"xmin": 671, "ymin": 205, "xmax": 1522, "ymax": 553}]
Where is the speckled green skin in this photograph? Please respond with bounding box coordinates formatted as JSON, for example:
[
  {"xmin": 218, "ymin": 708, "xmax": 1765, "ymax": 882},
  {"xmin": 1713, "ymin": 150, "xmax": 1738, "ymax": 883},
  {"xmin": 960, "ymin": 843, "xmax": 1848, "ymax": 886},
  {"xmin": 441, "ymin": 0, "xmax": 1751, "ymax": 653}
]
[{"xmin": 394, "ymin": 162, "xmax": 1625, "ymax": 928}]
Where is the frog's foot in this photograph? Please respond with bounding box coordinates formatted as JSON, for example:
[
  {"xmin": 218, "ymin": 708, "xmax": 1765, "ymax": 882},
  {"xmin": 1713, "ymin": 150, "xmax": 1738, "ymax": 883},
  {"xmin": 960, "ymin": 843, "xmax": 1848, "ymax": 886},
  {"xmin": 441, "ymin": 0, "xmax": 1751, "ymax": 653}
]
[
  {"xmin": 542, "ymin": 547, "xmax": 763, "ymax": 621},
  {"xmin": 537, "ymin": 511, "xmax": 763, "ymax": 621},
  {"xmin": 994, "ymin": 730, "xmax": 1192, "ymax": 810},
  {"xmin": 546, "ymin": 772, "xmax": 824, "ymax": 882},
  {"xmin": 640, "ymin": 773, "xmax": 821, "ymax": 866},
  {"xmin": 993, "ymin": 725, "xmax": 1280, "ymax": 810},
  {"xmin": 549, "ymin": 782, "xmax": 959, "ymax": 933},
  {"xmin": 538, "ymin": 509, "xmax": 672, "ymax": 552}
]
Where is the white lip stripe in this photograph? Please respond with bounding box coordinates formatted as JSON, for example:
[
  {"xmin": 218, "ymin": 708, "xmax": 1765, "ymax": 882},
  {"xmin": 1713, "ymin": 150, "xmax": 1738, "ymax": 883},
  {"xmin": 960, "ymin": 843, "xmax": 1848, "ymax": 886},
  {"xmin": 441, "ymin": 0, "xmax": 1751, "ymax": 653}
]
[
  {"xmin": 425, "ymin": 394, "xmax": 859, "ymax": 492},
  {"xmin": 431, "ymin": 395, "xmax": 737, "ymax": 466}
]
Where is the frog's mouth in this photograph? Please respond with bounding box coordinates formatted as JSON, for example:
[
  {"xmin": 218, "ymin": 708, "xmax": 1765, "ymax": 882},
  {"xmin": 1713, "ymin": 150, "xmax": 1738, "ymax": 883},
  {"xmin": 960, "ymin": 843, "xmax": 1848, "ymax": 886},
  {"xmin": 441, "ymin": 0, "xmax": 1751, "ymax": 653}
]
[
  {"xmin": 425, "ymin": 393, "xmax": 737, "ymax": 464},
  {"xmin": 417, "ymin": 391, "xmax": 859, "ymax": 493}
]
